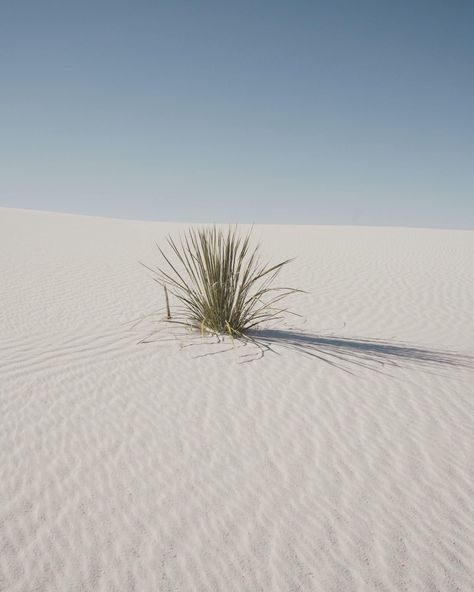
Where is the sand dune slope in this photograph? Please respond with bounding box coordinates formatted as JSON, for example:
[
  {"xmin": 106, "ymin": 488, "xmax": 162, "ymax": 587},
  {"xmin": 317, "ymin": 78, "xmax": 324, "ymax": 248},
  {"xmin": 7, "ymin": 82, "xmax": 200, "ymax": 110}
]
[{"xmin": 1, "ymin": 208, "xmax": 473, "ymax": 591}]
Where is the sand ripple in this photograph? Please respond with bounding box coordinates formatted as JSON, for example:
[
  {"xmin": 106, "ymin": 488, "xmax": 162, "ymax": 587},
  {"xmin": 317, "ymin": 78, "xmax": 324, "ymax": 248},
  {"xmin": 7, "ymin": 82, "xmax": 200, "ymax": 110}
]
[{"xmin": 1, "ymin": 209, "xmax": 473, "ymax": 591}]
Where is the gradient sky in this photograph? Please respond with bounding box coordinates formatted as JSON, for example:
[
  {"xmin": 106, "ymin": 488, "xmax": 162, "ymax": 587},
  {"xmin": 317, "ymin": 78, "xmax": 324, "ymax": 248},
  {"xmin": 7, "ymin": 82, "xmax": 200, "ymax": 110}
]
[{"xmin": 1, "ymin": 1, "xmax": 473, "ymax": 228}]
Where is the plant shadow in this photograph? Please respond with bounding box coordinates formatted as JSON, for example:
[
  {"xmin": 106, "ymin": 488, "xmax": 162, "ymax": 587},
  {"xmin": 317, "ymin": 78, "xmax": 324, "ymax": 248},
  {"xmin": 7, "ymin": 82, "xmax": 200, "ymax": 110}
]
[
  {"xmin": 134, "ymin": 316, "xmax": 473, "ymax": 376},
  {"xmin": 240, "ymin": 328, "xmax": 474, "ymax": 375}
]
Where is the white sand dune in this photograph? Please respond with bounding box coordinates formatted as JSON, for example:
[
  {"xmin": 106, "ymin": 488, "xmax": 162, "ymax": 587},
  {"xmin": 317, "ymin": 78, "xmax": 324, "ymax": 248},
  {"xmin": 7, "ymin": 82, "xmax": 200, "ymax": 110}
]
[{"xmin": 1, "ymin": 207, "xmax": 473, "ymax": 591}]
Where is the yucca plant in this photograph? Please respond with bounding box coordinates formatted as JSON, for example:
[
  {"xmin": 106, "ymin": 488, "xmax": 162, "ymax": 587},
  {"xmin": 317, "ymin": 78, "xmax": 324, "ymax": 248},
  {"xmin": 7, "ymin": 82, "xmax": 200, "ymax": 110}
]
[{"xmin": 142, "ymin": 226, "xmax": 301, "ymax": 338}]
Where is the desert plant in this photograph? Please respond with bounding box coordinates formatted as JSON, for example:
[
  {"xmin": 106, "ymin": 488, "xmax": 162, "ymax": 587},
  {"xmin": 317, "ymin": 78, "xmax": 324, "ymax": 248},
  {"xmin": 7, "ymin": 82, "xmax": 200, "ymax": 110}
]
[{"xmin": 142, "ymin": 226, "xmax": 301, "ymax": 338}]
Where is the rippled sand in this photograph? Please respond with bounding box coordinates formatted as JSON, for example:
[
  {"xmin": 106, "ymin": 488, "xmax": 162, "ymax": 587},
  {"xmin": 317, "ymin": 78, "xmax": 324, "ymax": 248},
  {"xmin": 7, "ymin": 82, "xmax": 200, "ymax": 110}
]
[{"xmin": 1, "ymin": 208, "xmax": 473, "ymax": 591}]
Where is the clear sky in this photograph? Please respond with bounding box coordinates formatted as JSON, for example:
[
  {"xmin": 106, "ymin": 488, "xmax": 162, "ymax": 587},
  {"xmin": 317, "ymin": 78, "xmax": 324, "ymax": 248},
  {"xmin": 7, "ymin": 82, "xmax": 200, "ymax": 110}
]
[{"xmin": 1, "ymin": 1, "xmax": 473, "ymax": 228}]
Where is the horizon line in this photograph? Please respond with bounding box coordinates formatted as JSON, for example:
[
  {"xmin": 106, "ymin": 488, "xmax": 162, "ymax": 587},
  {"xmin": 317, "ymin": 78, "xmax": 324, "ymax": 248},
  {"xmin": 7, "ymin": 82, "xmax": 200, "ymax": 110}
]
[{"xmin": 1, "ymin": 205, "xmax": 473, "ymax": 233}]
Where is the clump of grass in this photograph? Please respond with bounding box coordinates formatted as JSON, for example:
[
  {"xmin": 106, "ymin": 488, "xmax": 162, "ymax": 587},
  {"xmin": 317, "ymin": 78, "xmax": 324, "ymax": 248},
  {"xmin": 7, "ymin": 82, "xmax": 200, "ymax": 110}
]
[{"xmin": 142, "ymin": 226, "xmax": 301, "ymax": 338}]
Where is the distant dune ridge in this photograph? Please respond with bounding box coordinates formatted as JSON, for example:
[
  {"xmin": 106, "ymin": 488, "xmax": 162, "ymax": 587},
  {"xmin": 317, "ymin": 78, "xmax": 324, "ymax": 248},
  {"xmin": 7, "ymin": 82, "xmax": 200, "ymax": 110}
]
[{"xmin": 1, "ymin": 207, "xmax": 473, "ymax": 591}]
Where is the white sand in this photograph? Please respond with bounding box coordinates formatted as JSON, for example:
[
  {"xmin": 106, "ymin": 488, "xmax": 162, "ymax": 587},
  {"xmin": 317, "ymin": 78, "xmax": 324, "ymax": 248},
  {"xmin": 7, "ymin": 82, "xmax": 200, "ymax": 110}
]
[{"xmin": 1, "ymin": 207, "xmax": 473, "ymax": 591}]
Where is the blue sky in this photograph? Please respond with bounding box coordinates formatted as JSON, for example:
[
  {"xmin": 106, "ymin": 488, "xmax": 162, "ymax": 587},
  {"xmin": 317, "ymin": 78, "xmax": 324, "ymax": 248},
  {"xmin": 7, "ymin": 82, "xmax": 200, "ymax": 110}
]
[{"xmin": 1, "ymin": 1, "xmax": 473, "ymax": 228}]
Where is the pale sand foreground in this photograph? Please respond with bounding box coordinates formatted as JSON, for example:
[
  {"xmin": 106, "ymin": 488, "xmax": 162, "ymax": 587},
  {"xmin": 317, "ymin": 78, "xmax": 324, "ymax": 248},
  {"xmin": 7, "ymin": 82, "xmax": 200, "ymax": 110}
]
[{"xmin": 1, "ymin": 207, "xmax": 473, "ymax": 592}]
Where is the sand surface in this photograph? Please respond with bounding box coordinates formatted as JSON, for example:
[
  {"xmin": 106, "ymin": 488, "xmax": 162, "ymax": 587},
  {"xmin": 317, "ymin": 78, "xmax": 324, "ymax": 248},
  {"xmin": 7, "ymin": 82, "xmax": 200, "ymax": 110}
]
[{"xmin": 1, "ymin": 207, "xmax": 473, "ymax": 591}]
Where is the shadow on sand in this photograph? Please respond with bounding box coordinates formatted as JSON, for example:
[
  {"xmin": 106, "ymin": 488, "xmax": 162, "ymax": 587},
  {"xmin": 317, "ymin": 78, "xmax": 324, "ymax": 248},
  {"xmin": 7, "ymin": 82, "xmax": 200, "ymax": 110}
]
[
  {"xmin": 237, "ymin": 329, "xmax": 474, "ymax": 374},
  {"xmin": 136, "ymin": 318, "xmax": 473, "ymax": 375}
]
